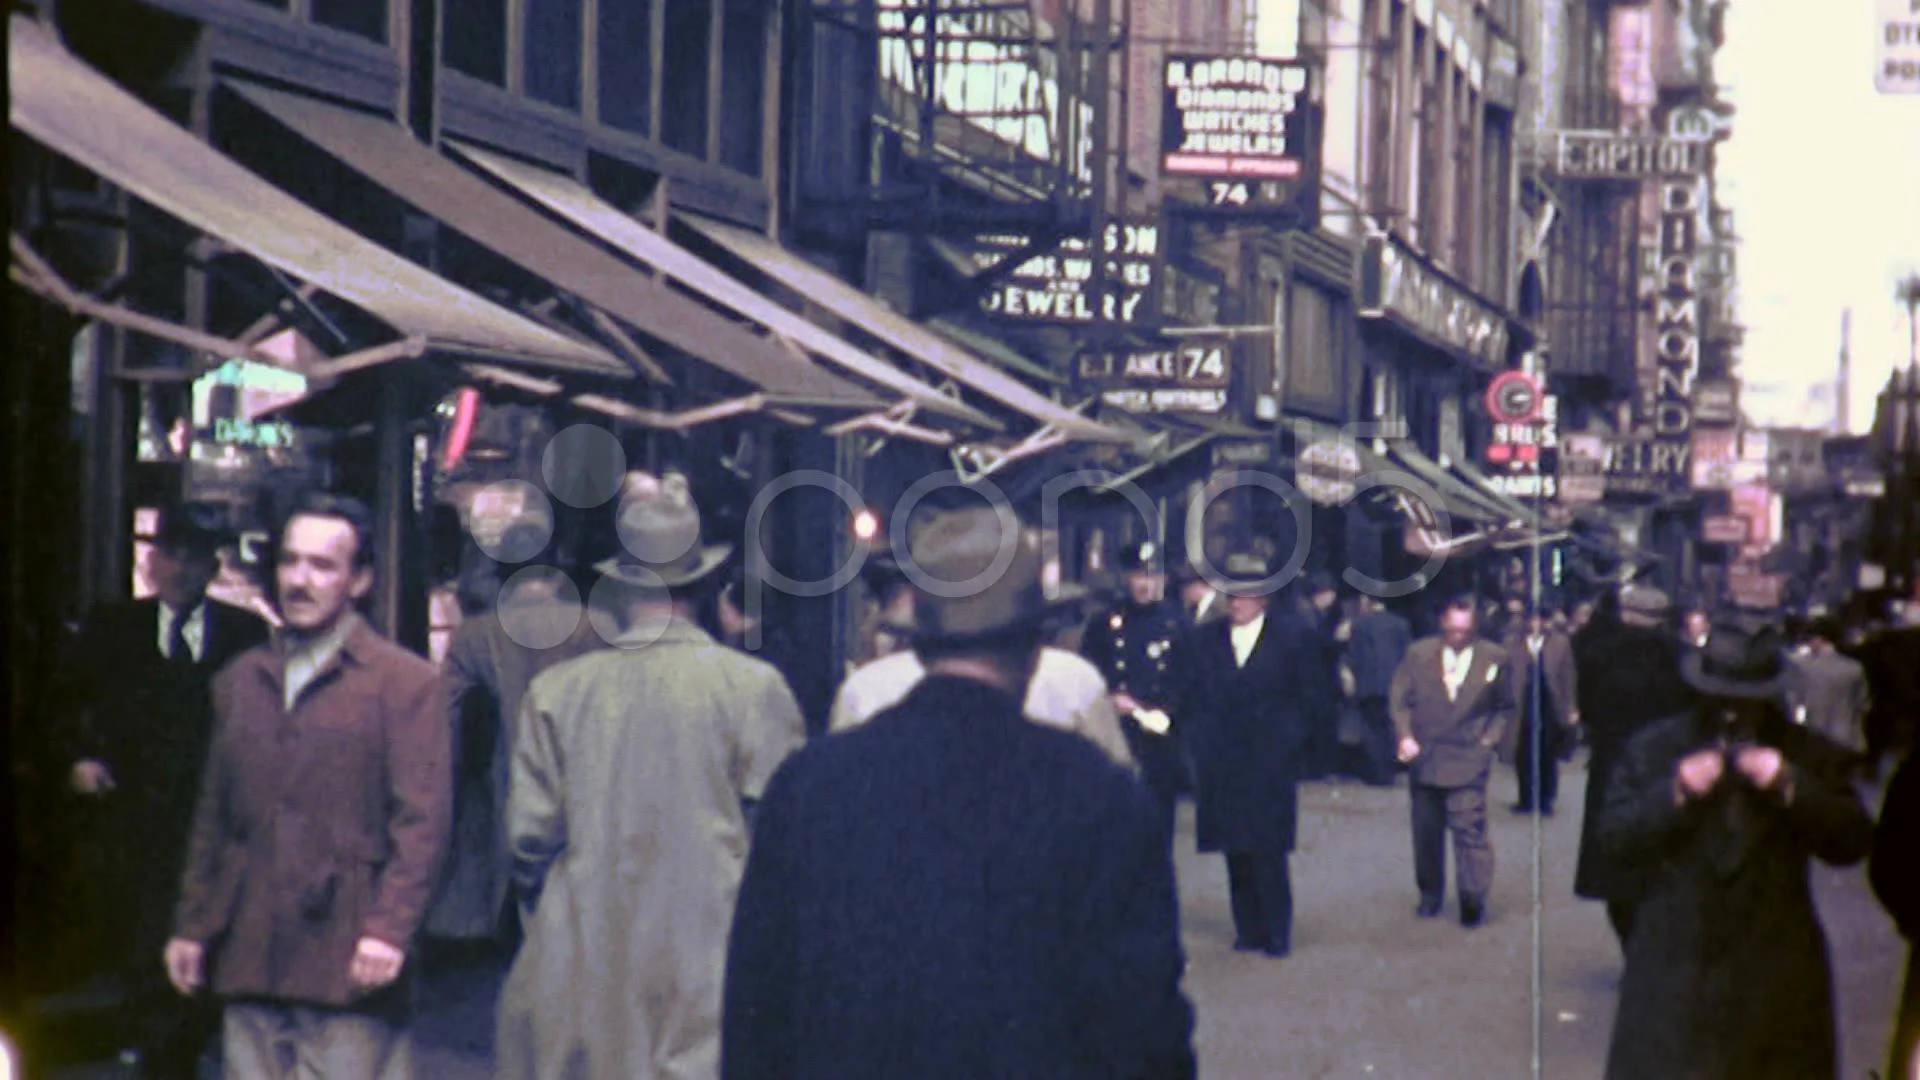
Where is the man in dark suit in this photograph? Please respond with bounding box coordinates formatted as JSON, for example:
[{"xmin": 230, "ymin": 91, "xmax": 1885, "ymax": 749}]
[
  {"xmin": 1179, "ymin": 551, "xmax": 1321, "ymax": 957},
  {"xmin": 721, "ymin": 506, "xmax": 1196, "ymax": 1080},
  {"xmin": 1501, "ymin": 607, "xmax": 1579, "ymax": 815},
  {"xmin": 1390, "ymin": 596, "xmax": 1515, "ymax": 927},
  {"xmin": 64, "ymin": 502, "xmax": 271, "ymax": 1078},
  {"xmin": 1345, "ymin": 594, "xmax": 1414, "ymax": 786}
]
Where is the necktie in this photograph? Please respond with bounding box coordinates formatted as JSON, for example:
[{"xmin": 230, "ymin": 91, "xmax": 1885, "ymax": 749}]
[{"xmin": 167, "ymin": 607, "xmax": 194, "ymax": 665}]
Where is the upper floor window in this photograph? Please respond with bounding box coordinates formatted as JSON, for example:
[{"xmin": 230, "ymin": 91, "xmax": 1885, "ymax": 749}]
[
  {"xmin": 718, "ymin": 0, "xmax": 771, "ymax": 174},
  {"xmin": 445, "ymin": 0, "xmax": 508, "ymax": 85},
  {"xmin": 311, "ymin": 0, "xmax": 387, "ymax": 42},
  {"xmin": 661, "ymin": 0, "xmax": 714, "ymax": 158},
  {"xmin": 525, "ymin": 0, "xmax": 583, "ymax": 110},
  {"xmin": 597, "ymin": 0, "xmax": 654, "ymax": 136}
]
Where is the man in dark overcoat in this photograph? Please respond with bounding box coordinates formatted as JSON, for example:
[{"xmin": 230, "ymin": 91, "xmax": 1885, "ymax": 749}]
[
  {"xmin": 1572, "ymin": 584, "xmax": 1694, "ymax": 946},
  {"xmin": 166, "ymin": 493, "xmax": 452, "ymax": 1078},
  {"xmin": 62, "ymin": 502, "xmax": 271, "ymax": 1078},
  {"xmin": 1597, "ymin": 615, "xmax": 1872, "ymax": 1080},
  {"xmin": 1081, "ymin": 538, "xmax": 1190, "ymax": 845},
  {"xmin": 1499, "ymin": 607, "xmax": 1578, "ymax": 815},
  {"xmin": 1178, "ymin": 550, "xmax": 1321, "ymax": 956},
  {"xmin": 1389, "ymin": 596, "xmax": 1515, "ymax": 927},
  {"xmin": 1345, "ymin": 594, "xmax": 1413, "ymax": 787},
  {"xmin": 1871, "ymin": 749, "xmax": 1920, "ymax": 1080},
  {"xmin": 721, "ymin": 505, "xmax": 1196, "ymax": 1080}
]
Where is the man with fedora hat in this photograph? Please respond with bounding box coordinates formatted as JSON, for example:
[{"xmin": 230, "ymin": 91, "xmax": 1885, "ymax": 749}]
[
  {"xmin": 1177, "ymin": 549, "xmax": 1324, "ymax": 957},
  {"xmin": 1081, "ymin": 539, "xmax": 1191, "ymax": 845},
  {"xmin": 1573, "ymin": 583, "xmax": 1694, "ymax": 947},
  {"xmin": 1597, "ymin": 612, "xmax": 1872, "ymax": 1080},
  {"xmin": 496, "ymin": 471, "xmax": 805, "ymax": 1080},
  {"xmin": 722, "ymin": 503, "xmax": 1196, "ymax": 1079},
  {"xmin": 61, "ymin": 499, "xmax": 271, "ymax": 1078}
]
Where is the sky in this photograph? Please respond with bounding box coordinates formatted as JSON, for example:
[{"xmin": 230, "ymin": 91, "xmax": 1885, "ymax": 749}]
[{"xmin": 1714, "ymin": 0, "xmax": 1920, "ymax": 433}]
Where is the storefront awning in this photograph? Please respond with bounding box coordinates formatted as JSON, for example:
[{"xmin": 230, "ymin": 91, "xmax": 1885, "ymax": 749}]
[
  {"xmin": 679, "ymin": 216, "xmax": 1134, "ymax": 444},
  {"xmin": 225, "ymin": 81, "xmax": 881, "ymax": 411},
  {"xmin": 7, "ymin": 18, "xmax": 629, "ymax": 379},
  {"xmin": 924, "ymin": 318, "xmax": 1069, "ymax": 388},
  {"xmin": 1380, "ymin": 441, "xmax": 1510, "ymax": 526},
  {"xmin": 447, "ymin": 141, "xmax": 998, "ymax": 432},
  {"xmin": 1452, "ymin": 459, "xmax": 1547, "ymax": 530}
]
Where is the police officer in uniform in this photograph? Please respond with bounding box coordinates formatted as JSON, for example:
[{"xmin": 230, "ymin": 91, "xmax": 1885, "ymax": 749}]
[{"xmin": 1082, "ymin": 540, "xmax": 1190, "ymax": 845}]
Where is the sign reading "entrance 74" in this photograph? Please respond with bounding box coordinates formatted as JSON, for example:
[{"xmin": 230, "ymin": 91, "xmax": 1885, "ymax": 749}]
[{"xmin": 1077, "ymin": 341, "xmax": 1232, "ymax": 415}]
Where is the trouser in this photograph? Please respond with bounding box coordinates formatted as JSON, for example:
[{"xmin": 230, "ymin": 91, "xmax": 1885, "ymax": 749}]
[
  {"xmin": 1514, "ymin": 714, "xmax": 1563, "ymax": 810},
  {"xmin": 223, "ymin": 1000, "xmax": 414, "ymax": 1080},
  {"xmin": 1224, "ymin": 851, "xmax": 1293, "ymax": 950},
  {"xmin": 1605, "ymin": 898, "xmax": 1638, "ymax": 948},
  {"xmin": 120, "ymin": 938, "xmax": 220, "ymax": 1078},
  {"xmin": 1410, "ymin": 782, "xmax": 1493, "ymax": 904},
  {"xmin": 1355, "ymin": 698, "xmax": 1397, "ymax": 785}
]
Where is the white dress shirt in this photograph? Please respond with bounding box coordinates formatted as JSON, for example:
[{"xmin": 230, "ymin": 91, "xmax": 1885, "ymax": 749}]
[
  {"xmin": 1229, "ymin": 615, "xmax": 1265, "ymax": 669},
  {"xmin": 1441, "ymin": 645, "xmax": 1475, "ymax": 702},
  {"xmin": 1527, "ymin": 634, "xmax": 1544, "ymax": 658},
  {"xmin": 156, "ymin": 600, "xmax": 207, "ymax": 663}
]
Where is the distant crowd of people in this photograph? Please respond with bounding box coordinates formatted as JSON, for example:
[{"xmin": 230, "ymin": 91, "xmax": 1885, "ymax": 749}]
[{"xmin": 19, "ymin": 474, "xmax": 1920, "ymax": 1080}]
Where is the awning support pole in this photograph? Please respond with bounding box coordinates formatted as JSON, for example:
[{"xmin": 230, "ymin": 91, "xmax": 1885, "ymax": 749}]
[
  {"xmin": 572, "ymin": 392, "xmax": 768, "ymax": 432},
  {"xmin": 584, "ymin": 306, "xmax": 675, "ymax": 385},
  {"xmin": 306, "ymin": 336, "xmax": 430, "ymax": 381}
]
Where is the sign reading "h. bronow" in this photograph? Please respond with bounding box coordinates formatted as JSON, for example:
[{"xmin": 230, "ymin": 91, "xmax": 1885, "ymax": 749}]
[{"xmin": 1546, "ymin": 131, "xmax": 1706, "ymax": 181}]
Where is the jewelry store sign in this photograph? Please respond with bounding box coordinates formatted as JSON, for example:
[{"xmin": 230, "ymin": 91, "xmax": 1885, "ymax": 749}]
[
  {"xmin": 1357, "ymin": 233, "xmax": 1508, "ymax": 369},
  {"xmin": 973, "ymin": 221, "xmax": 1161, "ymax": 324}
]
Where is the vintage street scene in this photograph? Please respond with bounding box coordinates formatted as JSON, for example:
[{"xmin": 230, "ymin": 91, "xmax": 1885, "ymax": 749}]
[{"xmin": 3, "ymin": 0, "xmax": 1918, "ymax": 1077}]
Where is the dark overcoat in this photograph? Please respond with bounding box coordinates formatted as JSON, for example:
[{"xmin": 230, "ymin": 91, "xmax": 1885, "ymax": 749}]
[
  {"xmin": 1497, "ymin": 628, "xmax": 1577, "ymax": 764},
  {"xmin": 64, "ymin": 599, "xmax": 271, "ymax": 958},
  {"xmin": 1572, "ymin": 624, "xmax": 1694, "ymax": 901},
  {"xmin": 721, "ymin": 676, "xmax": 1196, "ymax": 1080},
  {"xmin": 1871, "ymin": 752, "xmax": 1920, "ymax": 1080},
  {"xmin": 1345, "ymin": 609, "xmax": 1413, "ymax": 701},
  {"xmin": 1597, "ymin": 709, "xmax": 1873, "ymax": 1080},
  {"xmin": 173, "ymin": 618, "xmax": 453, "ymax": 1009},
  {"xmin": 1178, "ymin": 611, "xmax": 1318, "ymax": 853}
]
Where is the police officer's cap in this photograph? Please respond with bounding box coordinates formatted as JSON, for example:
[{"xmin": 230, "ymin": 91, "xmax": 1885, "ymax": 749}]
[{"xmin": 1116, "ymin": 539, "xmax": 1165, "ymax": 574}]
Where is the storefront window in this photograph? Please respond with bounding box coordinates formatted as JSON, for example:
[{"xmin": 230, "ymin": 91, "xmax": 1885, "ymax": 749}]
[{"xmin": 597, "ymin": 0, "xmax": 654, "ymax": 135}]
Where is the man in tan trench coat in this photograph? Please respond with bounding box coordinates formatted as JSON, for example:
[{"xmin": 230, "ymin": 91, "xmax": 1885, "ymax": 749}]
[{"xmin": 494, "ymin": 472, "xmax": 805, "ymax": 1080}]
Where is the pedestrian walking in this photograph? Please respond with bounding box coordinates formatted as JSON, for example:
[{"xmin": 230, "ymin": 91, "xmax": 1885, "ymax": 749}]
[
  {"xmin": 1174, "ymin": 561, "xmax": 1224, "ymax": 628},
  {"xmin": 1080, "ymin": 539, "xmax": 1190, "ymax": 844},
  {"xmin": 493, "ymin": 471, "xmax": 805, "ymax": 1080},
  {"xmin": 1573, "ymin": 584, "xmax": 1694, "ymax": 946},
  {"xmin": 1787, "ymin": 616, "xmax": 1871, "ymax": 769},
  {"xmin": 1872, "ymin": 749, "xmax": 1920, "ymax": 1080},
  {"xmin": 61, "ymin": 501, "xmax": 271, "ymax": 1078},
  {"xmin": 1597, "ymin": 614, "xmax": 1872, "ymax": 1080},
  {"xmin": 1500, "ymin": 607, "xmax": 1578, "ymax": 816},
  {"xmin": 1389, "ymin": 596, "xmax": 1514, "ymax": 927},
  {"xmin": 1344, "ymin": 593, "xmax": 1413, "ymax": 787},
  {"xmin": 720, "ymin": 504, "xmax": 1196, "ymax": 1080},
  {"xmin": 165, "ymin": 492, "xmax": 452, "ymax": 1080},
  {"xmin": 1179, "ymin": 550, "xmax": 1319, "ymax": 957},
  {"xmin": 829, "ymin": 537, "xmax": 1135, "ymax": 770}
]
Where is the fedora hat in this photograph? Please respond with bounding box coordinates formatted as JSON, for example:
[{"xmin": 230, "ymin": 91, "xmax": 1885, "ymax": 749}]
[
  {"xmin": 1619, "ymin": 583, "xmax": 1673, "ymax": 619},
  {"xmin": 1681, "ymin": 613, "xmax": 1790, "ymax": 701},
  {"xmin": 593, "ymin": 471, "xmax": 732, "ymax": 589},
  {"xmin": 1214, "ymin": 550, "xmax": 1276, "ymax": 596},
  {"xmin": 154, "ymin": 500, "xmax": 235, "ymax": 555},
  {"xmin": 904, "ymin": 505, "xmax": 1080, "ymax": 645}
]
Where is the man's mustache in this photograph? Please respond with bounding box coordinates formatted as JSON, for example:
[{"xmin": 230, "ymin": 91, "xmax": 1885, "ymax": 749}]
[{"xmin": 282, "ymin": 589, "xmax": 316, "ymax": 605}]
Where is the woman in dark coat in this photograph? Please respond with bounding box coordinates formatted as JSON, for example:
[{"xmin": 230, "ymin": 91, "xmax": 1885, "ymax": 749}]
[
  {"xmin": 1597, "ymin": 615, "xmax": 1874, "ymax": 1080},
  {"xmin": 1871, "ymin": 750, "xmax": 1920, "ymax": 1080}
]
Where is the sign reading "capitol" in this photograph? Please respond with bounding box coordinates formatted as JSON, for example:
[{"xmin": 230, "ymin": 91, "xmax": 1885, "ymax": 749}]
[
  {"xmin": 1546, "ymin": 131, "xmax": 1706, "ymax": 181},
  {"xmin": 1356, "ymin": 233, "xmax": 1508, "ymax": 370}
]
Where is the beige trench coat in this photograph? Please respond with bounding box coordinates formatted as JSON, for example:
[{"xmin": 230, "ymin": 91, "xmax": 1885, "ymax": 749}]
[{"xmin": 494, "ymin": 618, "xmax": 804, "ymax": 1080}]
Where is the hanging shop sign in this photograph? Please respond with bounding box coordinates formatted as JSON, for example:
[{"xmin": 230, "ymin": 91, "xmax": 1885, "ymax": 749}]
[
  {"xmin": 1702, "ymin": 515, "xmax": 1751, "ymax": 545},
  {"xmin": 1544, "ymin": 131, "xmax": 1707, "ymax": 181},
  {"xmin": 1485, "ymin": 371, "xmax": 1544, "ymax": 424},
  {"xmin": 1297, "ymin": 436, "xmax": 1362, "ymax": 506},
  {"xmin": 1690, "ymin": 426, "xmax": 1739, "ymax": 490},
  {"xmin": 1077, "ymin": 338, "xmax": 1231, "ymax": 414},
  {"xmin": 1484, "ymin": 391, "xmax": 1560, "ymax": 500},
  {"xmin": 1558, "ymin": 432, "xmax": 1607, "ymax": 504},
  {"xmin": 1602, "ymin": 435, "xmax": 1691, "ymax": 496},
  {"xmin": 1878, "ymin": 0, "xmax": 1920, "ymax": 94},
  {"xmin": 1485, "ymin": 37, "xmax": 1520, "ymax": 109},
  {"xmin": 1641, "ymin": 173, "xmax": 1702, "ymax": 488},
  {"xmin": 973, "ymin": 220, "xmax": 1161, "ymax": 324},
  {"xmin": 1162, "ymin": 57, "xmax": 1312, "ymax": 179},
  {"xmin": 1356, "ymin": 233, "xmax": 1508, "ymax": 370}
]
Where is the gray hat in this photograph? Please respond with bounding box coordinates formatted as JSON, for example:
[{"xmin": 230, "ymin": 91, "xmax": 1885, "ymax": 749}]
[
  {"xmin": 1214, "ymin": 550, "xmax": 1277, "ymax": 596},
  {"xmin": 904, "ymin": 505, "xmax": 1082, "ymax": 645},
  {"xmin": 594, "ymin": 471, "xmax": 733, "ymax": 588},
  {"xmin": 1619, "ymin": 584, "xmax": 1672, "ymax": 617}
]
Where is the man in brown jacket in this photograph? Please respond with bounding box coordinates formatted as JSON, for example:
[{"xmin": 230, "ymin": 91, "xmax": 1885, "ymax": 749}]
[{"xmin": 165, "ymin": 492, "xmax": 452, "ymax": 1079}]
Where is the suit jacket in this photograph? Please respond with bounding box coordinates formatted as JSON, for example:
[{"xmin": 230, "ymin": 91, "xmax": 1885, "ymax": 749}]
[
  {"xmin": 1498, "ymin": 628, "xmax": 1578, "ymax": 763},
  {"xmin": 1786, "ymin": 650, "xmax": 1869, "ymax": 754},
  {"xmin": 63, "ymin": 598, "xmax": 271, "ymax": 881},
  {"xmin": 721, "ymin": 676, "xmax": 1196, "ymax": 1080},
  {"xmin": 1346, "ymin": 610, "xmax": 1413, "ymax": 701},
  {"xmin": 1389, "ymin": 637, "xmax": 1516, "ymax": 789},
  {"xmin": 1179, "ymin": 612, "xmax": 1318, "ymax": 853},
  {"xmin": 174, "ymin": 616, "xmax": 452, "ymax": 1009}
]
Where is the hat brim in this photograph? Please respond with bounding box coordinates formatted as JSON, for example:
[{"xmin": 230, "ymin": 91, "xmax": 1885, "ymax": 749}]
[
  {"xmin": 593, "ymin": 543, "xmax": 734, "ymax": 589},
  {"xmin": 1679, "ymin": 650, "xmax": 1787, "ymax": 701}
]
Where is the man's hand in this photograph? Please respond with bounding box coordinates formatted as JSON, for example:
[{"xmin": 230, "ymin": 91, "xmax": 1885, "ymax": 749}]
[
  {"xmin": 1397, "ymin": 735, "xmax": 1421, "ymax": 764},
  {"xmin": 71, "ymin": 759, "xmax": 115, "ymax": 795},
  {"xmin": 1110, "ymin": 692, "xmax": 1142, "ymax": 717},
  {"xmin": 1733, "ymin": 745, "xmax": 1789, "ymax": 795},
  {"xmin": 163, "ymin": 938, "xmax": 204, "ymax": 995},
  {"xmin": 1676, "ymin": 748, "xmax": 1725, "ymax": 802},
  {"xmin": 1567, "ymin": 710, "xmax": 1582, "ymax": 727},
  {"xmin": 349, "ymin": 936, "xmax": 405, "ymax": 991}
]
